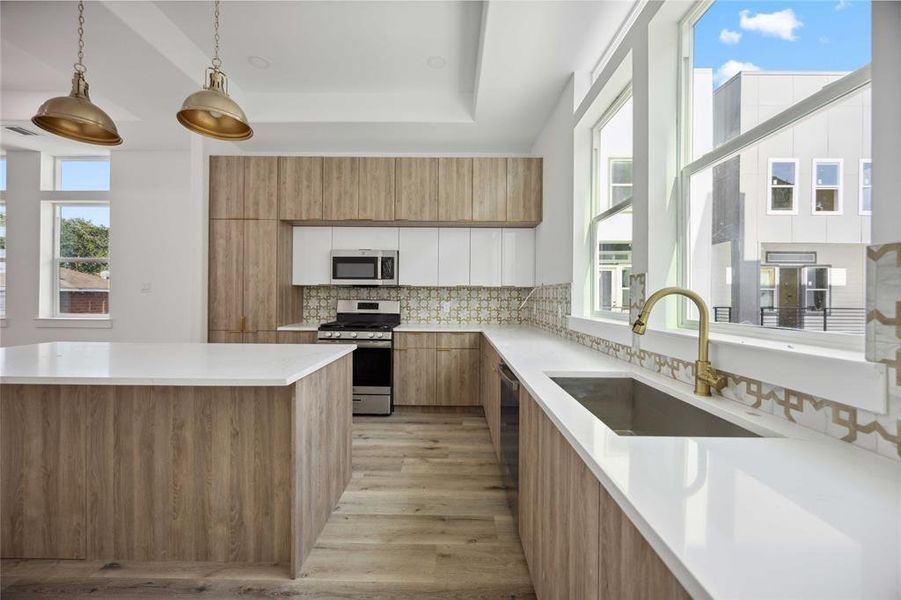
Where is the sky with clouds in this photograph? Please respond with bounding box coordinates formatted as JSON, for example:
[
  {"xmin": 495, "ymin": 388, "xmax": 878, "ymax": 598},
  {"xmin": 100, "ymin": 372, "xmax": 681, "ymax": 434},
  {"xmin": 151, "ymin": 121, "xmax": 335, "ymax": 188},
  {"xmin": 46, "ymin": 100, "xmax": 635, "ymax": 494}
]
[{"xmin": 694, "ymin": 0, "xmax": 871, "ymax": 86}]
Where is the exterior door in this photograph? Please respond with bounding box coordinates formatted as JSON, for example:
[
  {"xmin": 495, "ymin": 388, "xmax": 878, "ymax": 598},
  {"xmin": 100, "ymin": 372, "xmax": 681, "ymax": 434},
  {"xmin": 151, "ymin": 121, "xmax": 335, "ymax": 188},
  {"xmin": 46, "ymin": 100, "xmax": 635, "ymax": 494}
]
[{"xmin": 777, "ymin": 267, "xmax": 801, "ymax": 328}]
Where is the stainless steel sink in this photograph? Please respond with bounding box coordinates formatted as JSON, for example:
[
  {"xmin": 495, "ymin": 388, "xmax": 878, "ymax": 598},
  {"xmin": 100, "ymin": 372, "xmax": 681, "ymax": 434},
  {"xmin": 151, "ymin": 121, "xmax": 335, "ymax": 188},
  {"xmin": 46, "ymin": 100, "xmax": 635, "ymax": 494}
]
[{"xmin": 551, "ymin": 377, "xmax": 763, "ymax": 438}]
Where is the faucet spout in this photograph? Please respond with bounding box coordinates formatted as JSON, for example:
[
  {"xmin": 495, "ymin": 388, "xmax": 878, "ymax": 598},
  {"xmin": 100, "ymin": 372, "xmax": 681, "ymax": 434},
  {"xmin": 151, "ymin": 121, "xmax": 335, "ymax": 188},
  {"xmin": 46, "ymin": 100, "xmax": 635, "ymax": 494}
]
[{"xmin": 631, "ymin": 287, "xmax": 726, "ymax": 396}]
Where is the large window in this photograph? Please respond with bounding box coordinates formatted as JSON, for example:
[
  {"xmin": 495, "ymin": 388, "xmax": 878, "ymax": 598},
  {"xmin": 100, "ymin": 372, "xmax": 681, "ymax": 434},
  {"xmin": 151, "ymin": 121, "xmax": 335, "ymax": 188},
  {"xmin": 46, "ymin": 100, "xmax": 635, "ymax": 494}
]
[
  {"xmin": 0, "ymin": 203, "xmax": 5, "ymax": 318},
  {"xmin": 682, "ymin": 0, "xmax": 871, "ymax": 337},
  {"xmin": 55, "ymin": 157, "xmax": 110, "ymax": 191},
  {"xmin": 51, "ymin": 203, "xmax": 110, "ymax": 317},
  {"xmin": 591, "ymin": 87, "xmax": 633, "ymax": 316},
  {"xmin": 812, "ymin": 159, "xmax": 842, "ymax": 214},
  {"xmin": 0, "ymin": 156, "xmax": 6, "ymax": 191}
]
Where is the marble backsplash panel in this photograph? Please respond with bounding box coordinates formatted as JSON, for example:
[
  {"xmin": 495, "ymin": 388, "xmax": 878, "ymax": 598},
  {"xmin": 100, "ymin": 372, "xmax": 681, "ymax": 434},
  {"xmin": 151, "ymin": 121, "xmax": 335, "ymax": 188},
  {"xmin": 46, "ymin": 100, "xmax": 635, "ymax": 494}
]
[
  {"xmin": 522, "ymin": 282, "xmax": 901, "ymax": 461},
  {"xmin": 303, "ymin": 286, "xmax": 529, "ymax": 324}
]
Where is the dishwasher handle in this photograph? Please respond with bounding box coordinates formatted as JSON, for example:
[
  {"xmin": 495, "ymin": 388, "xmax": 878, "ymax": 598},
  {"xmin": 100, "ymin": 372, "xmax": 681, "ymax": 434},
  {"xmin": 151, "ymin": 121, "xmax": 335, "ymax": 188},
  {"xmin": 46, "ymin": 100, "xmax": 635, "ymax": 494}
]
[{"xmin": 497, "ymin": 363, "xmax": 520, "ymax": 391}]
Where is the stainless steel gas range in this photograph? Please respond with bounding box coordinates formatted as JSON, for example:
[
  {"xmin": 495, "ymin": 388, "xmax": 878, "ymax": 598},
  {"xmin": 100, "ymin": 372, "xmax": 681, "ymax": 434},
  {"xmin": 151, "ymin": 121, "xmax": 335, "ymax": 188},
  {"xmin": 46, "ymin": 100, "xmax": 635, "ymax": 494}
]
[{"xmin": 316, "ymin": 300, "xmax": 400, "ymax": 416}]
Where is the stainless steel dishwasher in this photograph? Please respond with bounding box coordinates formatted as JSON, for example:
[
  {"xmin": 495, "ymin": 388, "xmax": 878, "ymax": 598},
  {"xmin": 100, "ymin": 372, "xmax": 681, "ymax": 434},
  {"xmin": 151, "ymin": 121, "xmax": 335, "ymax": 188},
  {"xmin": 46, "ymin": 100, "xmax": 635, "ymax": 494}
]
[{"xmin": 497, "ymin": 363, "xmax": 520, "ymax": 520}]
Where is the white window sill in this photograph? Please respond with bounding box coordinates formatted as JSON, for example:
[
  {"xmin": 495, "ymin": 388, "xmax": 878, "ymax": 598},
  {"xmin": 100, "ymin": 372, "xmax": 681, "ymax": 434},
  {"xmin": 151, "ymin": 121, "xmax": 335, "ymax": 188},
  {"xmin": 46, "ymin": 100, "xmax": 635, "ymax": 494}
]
[
  {"xmin": 34, "ymin": 317, "xmax": 113, "ymax": 329},
  {"xmin": 568, "ymin": 314, "xmax": 887, "ymax": 414}
]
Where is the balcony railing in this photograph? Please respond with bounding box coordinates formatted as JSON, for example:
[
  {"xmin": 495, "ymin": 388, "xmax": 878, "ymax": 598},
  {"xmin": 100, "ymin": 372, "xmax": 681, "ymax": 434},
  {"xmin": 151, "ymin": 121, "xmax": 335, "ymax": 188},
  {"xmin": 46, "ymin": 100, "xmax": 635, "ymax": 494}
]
[{"xmin": 712, "ymin": 306, "xmax": 866, "ymax": 334}]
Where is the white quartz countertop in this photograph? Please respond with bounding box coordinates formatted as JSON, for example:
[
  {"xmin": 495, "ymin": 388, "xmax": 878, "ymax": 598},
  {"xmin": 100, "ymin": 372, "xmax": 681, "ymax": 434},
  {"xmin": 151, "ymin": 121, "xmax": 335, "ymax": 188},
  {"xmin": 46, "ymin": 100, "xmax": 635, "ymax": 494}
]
[
  {"xmin": 406, "ymin": 324, "xmax": 901, "ymax": 599},
  {"xmin": 0, "ymin": 342, "xmax": 354, "ymax": 386}
]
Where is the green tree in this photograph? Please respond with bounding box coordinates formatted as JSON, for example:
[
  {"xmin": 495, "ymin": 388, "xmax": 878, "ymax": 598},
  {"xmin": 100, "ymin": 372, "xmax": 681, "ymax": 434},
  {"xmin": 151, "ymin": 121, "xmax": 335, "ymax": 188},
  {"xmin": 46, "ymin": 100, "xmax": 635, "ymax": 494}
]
[{"xmin": 59, "ymin": 218, "xmax": 109, "ymax": 275}]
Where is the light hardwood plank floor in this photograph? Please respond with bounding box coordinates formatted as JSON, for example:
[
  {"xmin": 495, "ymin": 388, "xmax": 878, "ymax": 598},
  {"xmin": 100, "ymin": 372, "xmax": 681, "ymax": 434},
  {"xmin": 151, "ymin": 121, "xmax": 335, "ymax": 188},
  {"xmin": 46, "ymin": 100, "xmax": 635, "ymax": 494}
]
[{"xmin": 1, "ymin": 409, "xmax": 535, "ymax": 599}]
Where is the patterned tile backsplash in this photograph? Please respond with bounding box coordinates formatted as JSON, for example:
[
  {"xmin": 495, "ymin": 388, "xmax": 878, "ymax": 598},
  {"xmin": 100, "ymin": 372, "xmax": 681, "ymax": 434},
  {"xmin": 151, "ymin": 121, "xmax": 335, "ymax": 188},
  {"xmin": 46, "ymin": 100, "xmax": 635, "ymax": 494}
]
[
  {"xmin": 302, "ymin": 286, "xmax": 529, "ymax": 324},
  {"xmin": 522, "ymin": 281, "xmax": 901, "ymax": 462}
]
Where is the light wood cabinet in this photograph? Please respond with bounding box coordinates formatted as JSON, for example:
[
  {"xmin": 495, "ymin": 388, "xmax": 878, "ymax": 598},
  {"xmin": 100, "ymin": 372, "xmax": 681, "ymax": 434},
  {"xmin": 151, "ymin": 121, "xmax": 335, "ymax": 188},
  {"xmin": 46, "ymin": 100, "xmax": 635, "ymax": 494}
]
[
  {"xmin": 438, "ymin": 158, "xmax": 473, "ymax": 222},
  {"xmin": 519, "ymin": 391, "xmax": 690, "ymax": 600},
  {"xmin": 393, "ymin": 348, "xmax": 437, "ymax": 405},
  {"xmin": 244, "ymin": 156, "xmax": 278, "ymax": 219},
  {"xmin": 473, "ymin": 158, "xmax": 507, "ymax": 222},
  {"xmin": 277, "ymin": 331, "xmax": 318, "ymax": 344},
  {"xmin": 243, "ymin": 219, "xmax": 278, "ymax": 332},
  {"xmin": 480, "ymin": 335, "xmax": 502, "ymax": 459},
  {"xmin": 208, "ymin": 219, "xmax": 244, "ymax": 332},
  {"xmin": 208, "ymin": 331, "xmax": 244, "ymax": 343},
  {"xmin": 323, "ymin": 157, "xmax": 359, "ymax": 220},
  {"xmin": 210, "ymin": 156, "xmax": 244, "ymax": 219},
  {"xmin": 506, "ymin": 158, "xmax": 542, "ymax": 223},
  {"xmin": 279, "ymin": 157, "xmax": 322, "ymax": 220},
  {"xmin": 396, "ymin": 158, "xmax": 438, "ymax": 221},
  {"xmin": 359, "ymin": 158, "xmax": 396, "ymax": 221},
  {"xmin": 394, "ymin": 332, "xmax": 480, "ymax": 406},
  {"xmin": 243, "ymin": 331, "xmax": 278, "ymax": 343}
]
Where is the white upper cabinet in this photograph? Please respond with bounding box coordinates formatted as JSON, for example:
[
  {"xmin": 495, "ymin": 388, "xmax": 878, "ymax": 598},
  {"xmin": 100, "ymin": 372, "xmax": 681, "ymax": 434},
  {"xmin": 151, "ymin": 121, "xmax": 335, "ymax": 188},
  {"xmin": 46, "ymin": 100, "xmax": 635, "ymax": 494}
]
[
  {"xmin": 438, "ymin": 228, "xmax": 470, "ymax": 286},
  {"xmin": 293, "ymin": 227, "xmax": 333, "ymax": 285},
  {"xmin": 331, "ymin": 226, "xmax": 399, "ymax": 251},
  {"xmin": 470, "ymin": 228, "xmax": 503, "ymax": 287},
  {"xmin": 399, "ymin": 228, "xmax": 439, "ymax": 286},
  {"xmin": 502, "ymin": 228, "xmax": 535, "ymax": 286}
]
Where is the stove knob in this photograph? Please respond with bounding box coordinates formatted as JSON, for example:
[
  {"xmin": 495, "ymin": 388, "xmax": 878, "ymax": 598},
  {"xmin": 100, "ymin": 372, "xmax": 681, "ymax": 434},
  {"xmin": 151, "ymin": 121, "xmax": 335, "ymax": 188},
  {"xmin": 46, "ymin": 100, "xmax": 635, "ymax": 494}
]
[
  {"xmin": 323, "ymin": 332, "xmax": 332, "ymax": 338},
  {"xmin": 334, "ymin": 332, "xmax": 342, "ymax": 338},
  {"xmin": 376, "ymin": 332, "xmax": 384, "ymax": 339},
  {"xmin": 367, "ymin": 333, "xmax": 375, "ymax": 338},
  {"xmin": 350, "ymin": 332, "xmax": 358, "ymax": 338}
]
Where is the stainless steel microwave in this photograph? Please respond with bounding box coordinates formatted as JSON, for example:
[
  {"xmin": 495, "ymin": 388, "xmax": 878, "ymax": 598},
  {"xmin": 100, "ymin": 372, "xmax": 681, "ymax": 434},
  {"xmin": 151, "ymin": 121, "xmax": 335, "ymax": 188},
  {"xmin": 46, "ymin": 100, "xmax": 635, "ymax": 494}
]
[{"xmin": 330, "ymin": 250, "xmax": 398, "ymax": 286}]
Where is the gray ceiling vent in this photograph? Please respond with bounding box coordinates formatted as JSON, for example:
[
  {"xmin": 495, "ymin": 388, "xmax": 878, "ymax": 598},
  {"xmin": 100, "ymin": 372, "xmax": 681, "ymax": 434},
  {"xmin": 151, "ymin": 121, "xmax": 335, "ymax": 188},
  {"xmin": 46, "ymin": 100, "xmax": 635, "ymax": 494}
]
[{"xmin": 4, "ymin": 126, "xmax": 39, "ymax": 136}]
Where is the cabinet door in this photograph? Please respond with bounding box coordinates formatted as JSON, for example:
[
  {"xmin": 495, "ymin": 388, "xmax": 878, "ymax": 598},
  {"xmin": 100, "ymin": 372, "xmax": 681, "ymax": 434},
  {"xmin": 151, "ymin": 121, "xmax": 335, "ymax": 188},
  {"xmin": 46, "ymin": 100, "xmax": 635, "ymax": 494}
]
[
  {"xmin": 436, "ymin": 332, "xmax": 480, "ymax": 349},
  {"xmin": 292, "ymin": 227, "xmax": 333, "ymax": 285},
  {"xmin": 480, "ymin": 336, "xmax": 501, "ymax": 459},
  {"xmin": 209, "ymin": 219, "xmax": 244, "ymax": 332},
  {"xmin": 393, "ymin": 348, "xmax": 437, "ymax": 405},
  {"xmin": 438, "ymin": 158, "xmax": 472, "ymax": 222},
  {"xmin": 501, "ymin": 228, "xmax": 535, "ymax": 287},
  {"xmin": 209, "ymin": 156, "xmax": 244, "ymax": 219},
  {"xmin": 209, "ymin": 330, "xmax": 244, "ymax": 343},
  {"xmin": 359, "ymin": 158, "xmax": 395, "ymax": 221},
  {"xmin": 332, "ymin": 227, "xmax": 399, "ymax": 251},
  {"xmin": 437, "ymin": 348, "xmax": 480, "ymax": 405},
  {"xmin": 473, "ymin": 158, "xmax": 506, "ymax": 222},
  {"xmin": 396, "ymin": 158, "xmax": 438, "ymax": 221},
  {"xmin": 243, "ymin": 220, "xmax": 278, "ymax": 331},
  {"xmin": 243, "ymin": 331, "xmax": 278, "ymax": 343},
  {"xmin": 394, "ymin": 332, "xmax": 437, "ymax": 349},
  {"xmin": 469, "ymin": 228, "xmax": 503, "ymax": 286},
  {"xmin": 277, "ymin": 331, "xmax": 318, "ymax": 344},
  {"xmin": 244, "ymin": 156, "xmax": 278, "ymax": 219},
  {"xmin": 399, "ymin": 228, "xmax": 438, "ymax": 286},
  {"xmin": 279, "ymin": 157, "xmax": 322, "ymax": 220},
  {"xmin": 438, "ymin": 228, "xmax": 470, "ymax": 286},
  {"xmin": 507, "ymin": 158, "xmax": 542, "ymax": 223},
  {"xmin": 323, "ymin": 157, "xmax": 359, "ymax": 220}
]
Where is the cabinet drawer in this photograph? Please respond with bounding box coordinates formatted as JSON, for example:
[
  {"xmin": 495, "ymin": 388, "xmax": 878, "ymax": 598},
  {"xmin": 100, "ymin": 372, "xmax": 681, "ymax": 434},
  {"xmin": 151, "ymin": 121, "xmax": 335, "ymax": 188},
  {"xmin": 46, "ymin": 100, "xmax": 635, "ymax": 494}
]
[
  {"xmin": 277, "ymin": 331, "xmax": 318, "ymax": 344},
  {"xmin": 436, "ymin": 332, "xmax": 481, "ymax": 349},
  {"xmin": 394, "ymin": 332, "xmax": 437, "ymax": 349}
]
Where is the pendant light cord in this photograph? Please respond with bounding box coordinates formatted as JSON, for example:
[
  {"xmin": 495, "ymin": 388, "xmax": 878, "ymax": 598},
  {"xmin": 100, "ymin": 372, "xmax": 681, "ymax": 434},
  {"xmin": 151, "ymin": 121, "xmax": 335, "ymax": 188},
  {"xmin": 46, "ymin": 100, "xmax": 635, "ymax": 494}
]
[
  {"xmin": 74, "ymin": 0, "xmax": 86, "ymax": 74},
  {"xmin": 211, "ymin": 0, "xmax": 222, "ymax": 72}
]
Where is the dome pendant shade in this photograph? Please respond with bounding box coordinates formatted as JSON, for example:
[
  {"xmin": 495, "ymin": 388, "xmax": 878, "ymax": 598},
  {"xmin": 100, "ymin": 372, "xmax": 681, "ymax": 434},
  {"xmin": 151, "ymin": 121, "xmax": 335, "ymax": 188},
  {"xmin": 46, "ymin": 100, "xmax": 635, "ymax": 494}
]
[
  {"xmin": 32, "ymin": 72, "xmax": 122, "ymax": 146},
  {"xmin": 177, "ymin": 69, "xmax": 252, "ymax": 141}
]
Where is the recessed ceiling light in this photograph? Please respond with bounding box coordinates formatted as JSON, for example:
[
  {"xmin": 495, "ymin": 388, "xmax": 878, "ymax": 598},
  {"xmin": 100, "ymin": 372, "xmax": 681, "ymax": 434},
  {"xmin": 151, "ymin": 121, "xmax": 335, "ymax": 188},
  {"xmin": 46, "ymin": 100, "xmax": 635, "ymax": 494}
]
[
  {"xmin": 426, "ymin": 56, "xmax": 447, "ymax": 69},
  {"xmin": 248, "ymin": 55, "xmax": 271, "ymax": 70}
]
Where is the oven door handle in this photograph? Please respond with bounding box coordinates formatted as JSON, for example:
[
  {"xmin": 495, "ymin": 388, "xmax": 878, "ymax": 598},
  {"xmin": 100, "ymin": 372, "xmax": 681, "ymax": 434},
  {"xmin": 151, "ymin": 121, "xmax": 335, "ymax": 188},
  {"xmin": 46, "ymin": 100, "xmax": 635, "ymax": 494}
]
[{"xmin": 318, "ymin": 340, "xmax": 392, "ymax": 349}]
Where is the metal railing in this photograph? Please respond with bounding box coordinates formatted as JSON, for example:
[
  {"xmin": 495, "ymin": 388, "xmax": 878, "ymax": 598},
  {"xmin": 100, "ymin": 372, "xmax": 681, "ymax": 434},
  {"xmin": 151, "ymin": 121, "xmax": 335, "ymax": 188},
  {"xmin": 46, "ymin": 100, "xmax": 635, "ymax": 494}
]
[{"xmin": 712, "ymin": 306, "xmax": 866, "ymax": 334}]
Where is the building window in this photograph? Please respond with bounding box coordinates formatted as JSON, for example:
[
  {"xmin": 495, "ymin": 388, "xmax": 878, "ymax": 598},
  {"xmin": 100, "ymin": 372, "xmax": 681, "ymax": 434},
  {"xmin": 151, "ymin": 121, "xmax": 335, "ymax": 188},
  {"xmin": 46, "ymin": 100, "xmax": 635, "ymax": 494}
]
[
  {"xmin": 0, "ymin": 203, "xmax": 5, "ymax": 318},
  {"xmin": 803, "ymin": 266, "xmax": 830, "ymax": 309},
  {"xmin": 609, "ymin": 159, "xmax": 633, "ymax": 207},
  {"xmin": 681, "ymin": 0, "xmax": 870, "ymax": 338},
  {"xmin": 768, "ymin": 159, "xmax": 799, "ymax": 215},
  {"xmin": 590, "ymin": 85, "xmax": 633, "ymax": 317},
  {"xmin": 52, "ymin": 203, "xmax": 110, "ymax": 317},
  {"xmin": 0, "ymin": 156, "xmax": 6, "ymax": 191},
  {"xmin": 55, "ymin": 157, "xmax": 110, "ymax": 191},
  {"xmin": 859, "ymin": 159, "xmax": 872, "ymax": 215},
  {"xmin": 812, "ymin": 159, "xmax": 843, "ymax": 214}
]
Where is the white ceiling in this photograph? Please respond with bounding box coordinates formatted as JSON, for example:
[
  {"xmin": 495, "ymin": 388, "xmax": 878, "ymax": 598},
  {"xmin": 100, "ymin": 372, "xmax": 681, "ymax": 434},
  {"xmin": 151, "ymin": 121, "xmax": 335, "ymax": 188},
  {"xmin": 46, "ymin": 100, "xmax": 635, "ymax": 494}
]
[{"xmin": 1, "ymin": 0, "xmax": 634, "ymax": 154}]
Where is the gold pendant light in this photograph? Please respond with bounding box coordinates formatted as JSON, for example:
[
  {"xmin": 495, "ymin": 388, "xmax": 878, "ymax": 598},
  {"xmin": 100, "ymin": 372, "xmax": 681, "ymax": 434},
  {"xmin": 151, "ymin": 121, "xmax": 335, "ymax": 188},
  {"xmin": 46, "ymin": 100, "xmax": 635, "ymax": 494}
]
[
  {"xmin": 177, "ymin": 0, "xmax": 252, "ymax": 141},
  {"xmin": 32, "ymin": 0, "xmax": 122, "ymax": 146}
]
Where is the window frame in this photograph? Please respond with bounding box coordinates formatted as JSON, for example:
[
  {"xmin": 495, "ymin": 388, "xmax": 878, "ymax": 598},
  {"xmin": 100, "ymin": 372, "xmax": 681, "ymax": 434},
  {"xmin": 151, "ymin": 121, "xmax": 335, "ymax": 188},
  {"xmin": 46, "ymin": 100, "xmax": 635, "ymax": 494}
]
[
  {"xmin": 676, "ymin": 1, "xmax": 871, "ymax": 347},
  {"xmin": 0, "ymin": 200, "xmax": 6, "ymax": 320},
  {"xmin": 53, "ymin": 156, "xmax": 111, "ymax": 192},
  {"xmin": 589, "ymin": 83, "xmax": 634, "ymax": 321},
  {"xmin": 50, "ymin": 201, "xmax": 111, "ymax": 319},
  {"xmin": 802, "ymin": 265, "xmax": 831, "ymax": 310},
  {"xmin": 811, "ymin": 158, "xmax": 844, "ymax": 215},
  {"xmin": 759, "ymin": 265, "xmax": 779, "ymax": 309},
  {"xmin": 767, "ymin": 158, "xmax": 801, "ymax": 215},
  {"xmin": 608, "ymin": 157, "xmax": 634, "ymax": 208},
  {"xmin": 859, "ymin": 158, "xmax": 872, "ymax": 215}
]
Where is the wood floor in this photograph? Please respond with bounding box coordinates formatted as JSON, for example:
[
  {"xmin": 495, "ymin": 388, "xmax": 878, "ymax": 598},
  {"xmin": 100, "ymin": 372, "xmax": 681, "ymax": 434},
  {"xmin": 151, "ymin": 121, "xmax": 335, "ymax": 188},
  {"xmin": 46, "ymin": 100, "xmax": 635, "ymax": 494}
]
[{"xmin": 0, "ymin": 409, "xmax": 535, "ymax": 599}]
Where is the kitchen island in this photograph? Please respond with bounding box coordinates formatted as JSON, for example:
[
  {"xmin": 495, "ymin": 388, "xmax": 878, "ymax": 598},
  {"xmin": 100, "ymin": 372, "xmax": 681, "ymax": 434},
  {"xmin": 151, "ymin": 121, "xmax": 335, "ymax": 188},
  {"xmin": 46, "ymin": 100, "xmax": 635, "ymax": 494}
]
[{"xmin": 0, "ymin": 342, "xmax": 354, "ymax": 578}]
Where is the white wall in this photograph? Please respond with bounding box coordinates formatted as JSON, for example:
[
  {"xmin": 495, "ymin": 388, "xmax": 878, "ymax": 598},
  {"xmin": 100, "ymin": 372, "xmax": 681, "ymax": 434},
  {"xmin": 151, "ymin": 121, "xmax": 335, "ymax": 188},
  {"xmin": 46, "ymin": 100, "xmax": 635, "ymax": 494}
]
[
  {"xmin": 531, "ymin": 77, "xmax": 575, "ymax": 285},
  {"xmin": 0, "ymin": 149, "xmax": 205, "ymax": 347}
]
